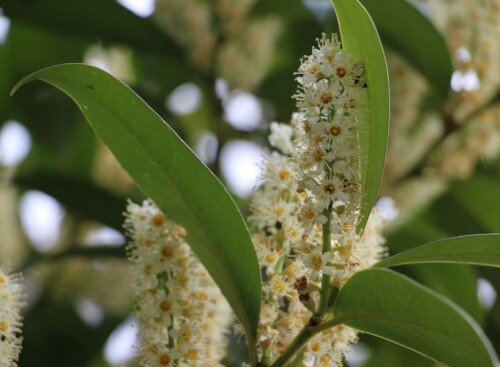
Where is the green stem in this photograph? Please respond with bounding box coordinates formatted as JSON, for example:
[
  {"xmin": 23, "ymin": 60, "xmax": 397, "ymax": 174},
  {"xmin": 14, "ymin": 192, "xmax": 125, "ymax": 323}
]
[
  {"xmin": 313, "ymin": 208, "xmax": 332, "ymax": 323},
  {"xmin": 270, "ymin": 322, "xmax": 315, "ymax": 367},
  {"xmin": 168, "ymin": 314, "xmax": 175, "ymax": 348},
  {"xmin": 275, "ymin": 251, "xmax": 286, "ymax": 274},
  {"xmin": 261, "ymin": 346, "xmax": 274, "ymax": 367},
  {"xmin": 287, "ymin": 347, "xmax": 306, "ymax": 367},
  {"xmin": 249, "ymin": 336, "xmax": 259, "ymax": 367},
  {"xmin": 311, "ymin": 315, "xmax": 354, "ymax": 334},
  {"xmin": 270, "ymin": 315, "xmax": 352, "ymax": 367}
]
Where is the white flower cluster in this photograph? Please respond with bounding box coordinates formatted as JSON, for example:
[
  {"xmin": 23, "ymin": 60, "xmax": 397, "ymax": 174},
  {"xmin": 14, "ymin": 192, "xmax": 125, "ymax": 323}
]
[
  {"xmin": 124, "ymin": 200, "xmax": 232, "ymax": 367},
  {"xmin": 0, "ymin": 263, "xmax": 24, "ymax": 367},
  {"xmin": 247, "ymin": 34, "xmax": 386, "ymax": 366},
  {"xmin": 383, "ymin": 51, "xmax": 443, "ymax": 186},
  {"xmin": 293, "ymin": 33, "xmax": 366, "ymax": 240},
  {"xmin": 216, "ymin": 17, "xmax": 282, "ymax": 91}
]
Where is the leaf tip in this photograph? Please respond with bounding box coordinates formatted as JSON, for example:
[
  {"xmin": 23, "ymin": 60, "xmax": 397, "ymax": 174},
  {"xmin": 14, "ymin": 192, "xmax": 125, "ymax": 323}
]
[
  {"xmin": 9, "ymin": 79, "xmax": 26, "ymax": 97},
  {"xmin": 10, "ymin": 69, "xmax": 46, "ymax": 97}
]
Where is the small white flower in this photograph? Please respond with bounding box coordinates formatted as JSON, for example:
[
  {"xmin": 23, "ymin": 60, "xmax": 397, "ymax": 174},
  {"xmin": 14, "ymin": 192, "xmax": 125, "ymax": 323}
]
[
  {"xmin": 268, "ymin": 122, "xmax": 294, "ymax": 155},
  {"xmin": 300, "ymin": 247, "xmax": 335, "ymax": 281},
  {"xmin": 268, "ymin": 274, "xmax": 290, "ymax": 297},
  {"xmin": 298, "ymin": 198, "xmax": 327, "ymax": 232}
]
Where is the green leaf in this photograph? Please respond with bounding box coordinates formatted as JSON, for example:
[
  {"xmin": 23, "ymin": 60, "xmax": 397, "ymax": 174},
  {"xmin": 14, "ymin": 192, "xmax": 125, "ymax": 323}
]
[
  {"xmin": 452, "ymin": 176, "xmax": 500, "ymax": 233},
  {"xmin": 408, "ymin": 264, "xmax": 483, "ymax": 325},
  {"xmin": 11, "ymin": 64, "xmax": 261, "ymax": 364},
  {"xmin": 335, "ymin": 268, "xmax": 498, "ymax": 367},
  {"xmin": 364, "ymin": 335, "xmax": 434, "ymax": 367},
  {"xmin": 375, "ymin": 234, "xmax": 500, "ymax": 268},
  {"xmin": 330, "ymin": 0, "xmax": 390, "ymax": 234},
  {"xmin": 14, "ymin": 172, "xmax": 128, "ymax": 232},
  {"xmin": 360, "ymin": 0, "xmax": 453, "ymax": 99}
]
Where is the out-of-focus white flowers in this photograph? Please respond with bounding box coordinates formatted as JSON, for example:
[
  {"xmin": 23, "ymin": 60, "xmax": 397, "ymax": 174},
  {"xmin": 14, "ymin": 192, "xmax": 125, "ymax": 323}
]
[
  {"xmin": 382, "ymin": 1, "xmax": 500, "ymax": 226},
  {"xmin": 154, "ymin": 0, "xmax": 282, "ymax": 90}
]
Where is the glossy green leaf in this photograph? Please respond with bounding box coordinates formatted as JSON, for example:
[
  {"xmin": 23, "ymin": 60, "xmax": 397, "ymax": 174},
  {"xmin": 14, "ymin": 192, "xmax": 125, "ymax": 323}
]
[
  {"xmin": 335, "ymin": 268, "xmax": 498, "ymax": 367},
  {"xmin": 375, "ymin": 234, "xmax": 500, "ymax": 268},
  {"xmin": 364, "ymin": 336, "xmax": 434, "ymax": 367},
  {"xmin": 330, "ymin": 0, "xmax": 390, "ymax": 234},
  {"xmin": 409, "ymin": 264, "xmax": 483, "ymax": 324},
  {"xmin": 14, "ymin": 172, "xmax": 128, "ymax": 232},
  {"xmin": 11, "ymin": 64, "xmax": 261, "ymax": 364},
  {"xmin": 361, "ymin": 0, "xmax": 453, "ymax": 99},
  {"xmin": 384, "ymin": 209, "xmax": 483, "ymax": 324}
]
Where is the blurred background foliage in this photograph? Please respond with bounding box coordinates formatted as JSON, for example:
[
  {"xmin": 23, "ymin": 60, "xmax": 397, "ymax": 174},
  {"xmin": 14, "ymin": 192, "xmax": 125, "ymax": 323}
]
[{"xmin": 0, "ymin": 0, "xmax": 500, "ymax": 366}]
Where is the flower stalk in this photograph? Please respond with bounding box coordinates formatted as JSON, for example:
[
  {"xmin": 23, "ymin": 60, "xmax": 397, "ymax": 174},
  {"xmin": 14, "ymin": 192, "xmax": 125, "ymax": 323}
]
[{"xmin": 313, "ymin": 207, "xmax": 333, "ymax": 324}]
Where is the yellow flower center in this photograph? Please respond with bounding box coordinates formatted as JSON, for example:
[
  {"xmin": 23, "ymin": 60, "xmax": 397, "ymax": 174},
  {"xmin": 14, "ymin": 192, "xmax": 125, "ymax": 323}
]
[
  {"xmin": 0, "ymin": 321, "xmax": 8, "ymax": 332},
  {"xmin": 323, "ymin": 183, "xmax": 336, "ymax": 195},
  {"xmin": 187, "ymin": 349, "xmax": 199, "ymax": 361},
  {"xmin": 279, "ymin": 169, "xmax": 291, "ymax": 180},
  {"xmin": 160, "ymin": 300, "xmax": 172, "ymax": 312},
  {"xmin": 162, "ymin": 245, "xmax": 174, "ymax": 257},
  {"xmin": 311, "ymin": 255, "xmax": 323, "ymax": 269},
  {"xmin": 320, "ymin": 354, "xmax": 330, "ymax": 366},
  {"xmin": 312, "ymin": 342, "xmax": 321, "ymax": 353},
  {"xmin": 303, "ymin": 208, "xmax": 315, "ymax": 220},
  {"xmin": 275, "ymin": 282, "xmax": 286, "ymax": 294},
  {"xmin": 195, "ymin": 291, "xmax": 207, "ymax": 300},
  {"xmin": 152, "ymin": 213, "xmax": 165, "ymax": 226},
  {"xmin": 313, "ymin": 149, "xmax": 324, "ymax": 162},
  {"xmin": 329, "ymin": 125, "xmax": 341, "ymax": 136},
  {"xmin": 265, "ymin": 253, "xmax": 276, "ymax": 264},
  {"xmin": 320, "ymin": 92, "xmax": 333, "ymax": 104},
  {"xmin": 159, "ymin": 354, "xmax": 171, "ymax": 365},
  {"xmin": 336, "ymin": 67, "xmax": 346, "ymax": 78}
]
